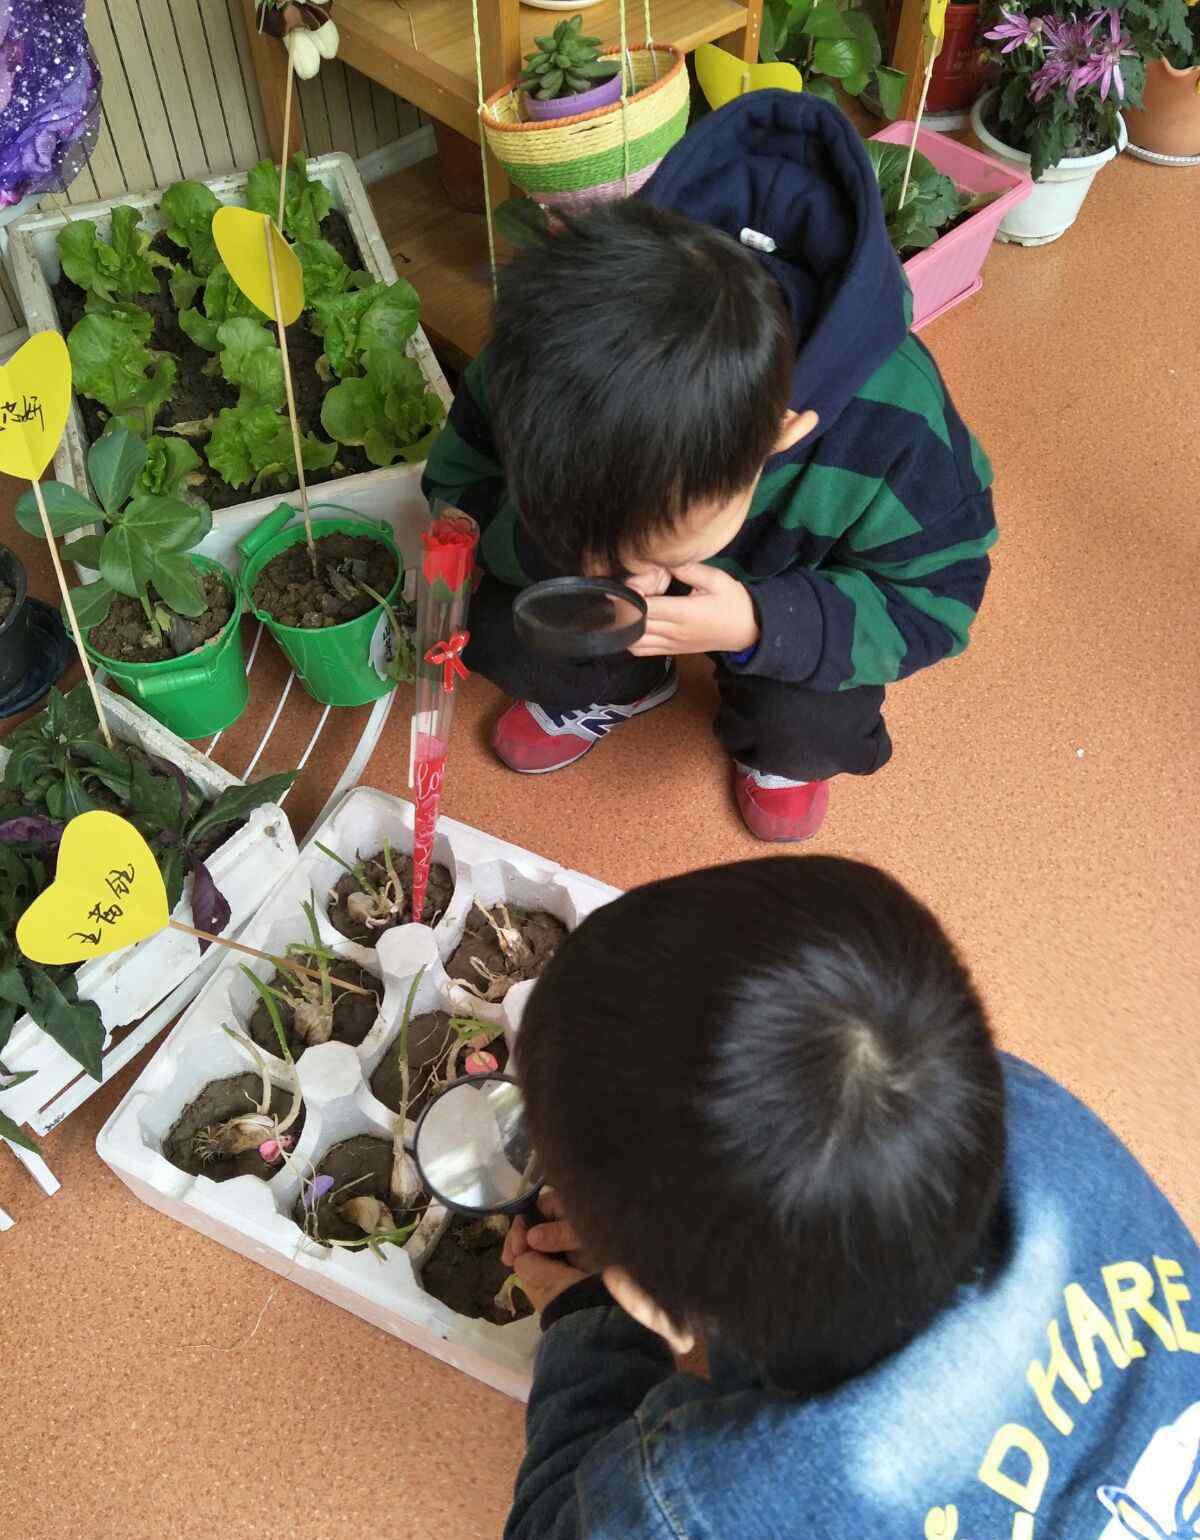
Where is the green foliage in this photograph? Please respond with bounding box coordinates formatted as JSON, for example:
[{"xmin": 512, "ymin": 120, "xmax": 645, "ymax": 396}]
[
  {"xmin": 519, "ymin": 14, "xmax": 619, "ymax": 100},
  {"xmin": 245, "ymin": 151, "xmax": 333, "ymax": 243},
  {"xmin": 0, "ymin": 685, "xmax": 296, "ymax": 1075},
  {"xmin": 136, "ymin": 435, "xmax": 202, "ymax": 499},
  {"xmin": 759, "ymin": 0, "xmax": 899, "ymax": 105},
  {"xmin": 66, "ymin": 311, "xmax": 177, "ymax": 438},
  {"xmin": 311, "ymin": 278, "xmax": 421, "ymax": 380},
  {"xmin": 15, "ymin": 426, "xmax": 212, "ymax": 634},
  {"xmin": 217, "ymin": 318, "xmax": 285, "ymax": 409},
  {"xmin": 294, "ymin": 238, "xmax": 363, "ymax": 305},
  {"xmin": 864, "ymin": 141, "xmax": 967, "ymax": 255},
  {"xmin": 178, "ymin": 261, "xmax": 262, "ymax": 352},
  {"xmin": 159, "ymin": 180, "xmax": 222, "ymax": 277},
  {"xmin": 206, "ymin": 403, "xmax": 337, "ymax": 493},
  {"xmin": 321, "ymin": 349, "xmax": 443, "ymax": 467},
  {"xmin": 57, "ymin": 205, "xmax": 170, "ymax": 310}
]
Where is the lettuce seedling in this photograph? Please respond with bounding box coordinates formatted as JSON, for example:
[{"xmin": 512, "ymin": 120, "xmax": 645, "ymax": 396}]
[
  {"xmin": 293, "ymin": 237, "xmax": 364, "ymax": 305},
  {"xmin": 57, "ymin": 204, "xmax": 171, "ymax": 310},
  {"xmin": 66, "ymin": 310, "xmax": 177, "ymax": 438},
  {"xmin": 16, "ymin": 425, "xmax": 211, "ymax": 641},
  {"xmin": 865, "ymin": 141, "xmax": 969, "ymax": 256},
  {"xmin": 136, "ymin": 435, "xmax": 203, "ymax": 500},
  {"xmin": 310, "ymin": 278, "xmax": 420, "ymax": 379},
  {"xmin": 159, "ymin": 179, "xmax": 222, "ymax": 277},
  {"xmin": 217, "ymin": 317, "xmax": 285, "ymax": 409},
  {"xmin": 321, "ymin": 349, "xmax": 443, "ymax": 467},
  {"xmin": 178, "ymin": 261, "xmax": 262, "ymax": 352},
  {"xmin": 205, "ymin": 402, "xmax": 336, "ymax": 493},
  {"xmin": 245, "ymin": 151, "xmax": 332, "ymax": 244}
]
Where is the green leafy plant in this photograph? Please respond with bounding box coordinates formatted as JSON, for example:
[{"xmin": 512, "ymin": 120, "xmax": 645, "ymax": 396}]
[
  {"xmin": 66, "ymin": 310, "xmax": 177, "ymax": 439},
  {"xmin": 57, "ymin": 204, "xmax": 171, "ymax": 310},
  {"xmin": 159, "ymin": 180, "xmax": 222, "ymax": 277},
  {"xmin": 217, "ymin": 318, "xmax": 285, "ymax": 409},
  {"xmin": 865, "ymin": 140, "xmax": 968, "ymax": 255},
  {"xmin": 245, "ymin": 151, "xmax": 334, "ymax": 243},
  {"xmin": 519, "ymin": 14, "xmax": 620, "ymax": 99},
  {"xmin": 206, "ymin": 402, "xmax": 337, "ymax": 493},
  {"xmin": 0, "ymin": 684, "xmax": 297, "ymax": 1072},
  {"xmin": 0, "ymin": 1070, "xmax": 40, "ymax": 1153},
  {"xmin": 178, "ymin": 261, "xmax": 262, "ymax": 353},
  {"xmin": 321, "ymin": 349, "xmax": 444, "ymax": 467},
  {"xmin": 136, "ymin": 435, "xmax": 203, "ymax": 499},
  {"xmin": 311, "ymin": 278, "xmax": 421, "ymax": 380},
  {"xmin": 293, "ymin": 238, "xmax": 367, "ymax": 305},
  {"xmin": 15, "ymin": 425, "xmax": 212, "ymax": 642},
  {"xmin": 760, "ymin": 0, "xmax": 905, "ymax": 113}
]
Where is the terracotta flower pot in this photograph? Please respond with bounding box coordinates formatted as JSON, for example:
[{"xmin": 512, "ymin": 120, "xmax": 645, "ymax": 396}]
[{"xmin": 1126, "ymin": 57, "xmax": 1200, "ymax": 163}]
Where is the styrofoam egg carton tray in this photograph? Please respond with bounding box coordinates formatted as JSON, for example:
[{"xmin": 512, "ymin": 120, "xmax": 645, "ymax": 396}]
[{"xmin": 96, "ymin": 784, "xmax": 621, "ymax": 1399}]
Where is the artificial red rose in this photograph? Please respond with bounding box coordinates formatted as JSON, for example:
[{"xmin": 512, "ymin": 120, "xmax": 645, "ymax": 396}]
[{"xmin": 421, "ymin": 513, "xmax": 478, "ymax": 592}]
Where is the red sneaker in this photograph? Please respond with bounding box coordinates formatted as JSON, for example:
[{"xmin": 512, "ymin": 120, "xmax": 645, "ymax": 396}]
[
  {"xmin": 734, "ymin": 764, "xmax": 830, "ymax": 842},
  {"xmin": 492, "ymin": 666, "xmax": 678, "ymax": 774}
]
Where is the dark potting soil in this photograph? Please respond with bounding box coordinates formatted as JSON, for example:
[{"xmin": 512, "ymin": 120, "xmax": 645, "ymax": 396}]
[
  {"xmin": 371, "ymin": 1012, "xmax": 510, "ymax": 1119},
  {"xmin": 246, "ymin": 956, "xmax": 381, "ymax": 1060},
  {"xmin": 421, "ymin": 1215, "xmax": 534, "ymax": 1326},
  {"xmin": 293, "ymin": 1133, "xmax": 426, "ymax": 1246},
  {"xmin": 50, "ymin": 212, "xmax": 373, "ymax": 511},
  {"xmin": 446, "ymin": 904, "xmax": 568, "ymax": 994},
  {"xmin": 0, "ymin": 584, "xmax": 13, "ymax": 623},
  {"xmin": 162, "ymin": 1071, "xmax": 305, "ymax": 1182},
  {"xmin": 327, "ymin": 849, "xmax": 455, "ymax": 942},
  {"xmin": 88, "ymin": 570, "xmax": 232, "ymax": 664},
  {"xmin": 250, "ymin": 532, "xmax": 397, "ymax": 629}
]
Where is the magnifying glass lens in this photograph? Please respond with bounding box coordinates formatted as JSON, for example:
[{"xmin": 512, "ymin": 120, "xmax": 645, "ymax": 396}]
[
  {"xmin": 413, "ymin": 1074, "xmax": 541, "ymax": 1215},
  {"xmin": 513, "ymin": 577, "xmax": 647, "ymax": 659}
]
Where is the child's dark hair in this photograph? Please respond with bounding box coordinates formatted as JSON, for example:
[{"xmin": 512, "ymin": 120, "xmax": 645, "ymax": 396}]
[
  {"xmin": 518, "ymin": 856, "xmax": 1006, "ymax": 1392},
  {"xmin": 487, "ymin": 200, "xmax": 793, "ymax": 573}
]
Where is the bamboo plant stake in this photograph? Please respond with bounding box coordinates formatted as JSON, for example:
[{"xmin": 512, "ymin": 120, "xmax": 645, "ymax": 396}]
[
  {"xmin": 897, "ymin": 0, "xmax": 948, "ymax": 212},
  {"xmin": 277, "ymin": 51, "xmax": 295, "ymax": 233},
  {"xmin": 263, "ymin": 216, "xmax": 316, "ymax": 568},
  {"xmin": 166, "ymin": 918, "xmax": 374, "ymax": 996}
]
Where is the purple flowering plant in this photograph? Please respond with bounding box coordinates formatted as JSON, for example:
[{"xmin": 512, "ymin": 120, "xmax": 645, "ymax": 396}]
[{"xmin": 981, "ymin": 2, "xmax": 1152, "ymax": 176}]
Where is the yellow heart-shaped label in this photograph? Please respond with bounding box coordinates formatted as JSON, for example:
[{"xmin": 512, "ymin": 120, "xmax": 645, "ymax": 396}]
[
  {"xmin": 212, "ymin": 205, "xmax": 304, "ymax": 327},
  {"xmin": 17, "ymin": 811, "xmax": 169, "ymax": 965},
  {"xmin": 0, "ymin": 329, "xmax": 71, "ymax": 480},
  {"xmin": 695, "ymin": 45, "xmax": 804, "ymax": 111},
  {"xmin": 927, "ymin": 0, "xmax": 949, "ymax": 43}
]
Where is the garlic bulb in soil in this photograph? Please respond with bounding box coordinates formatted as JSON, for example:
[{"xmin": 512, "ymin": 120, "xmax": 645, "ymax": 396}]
[
  {"xmin": 192, "ymin": 1113, "xmax": 276, "ymax": 1162},
  {"xmin": 286, "ymin": 27, "xmax": 322, "ymax": 78},
  {"xmin": 340, "ymin": 1196, "xmax": 397, "ymax": 1235},
  {"xmin": 390, "ymin": 1139, "xmax": 423, "ymax": 1210},
  {"xmin": 292, "ymin": 997, "xmax": 333, "ymax": 1044},
  {"xmin": 346, "ymin": 890, "xmax": 394, "ymax": 929}
]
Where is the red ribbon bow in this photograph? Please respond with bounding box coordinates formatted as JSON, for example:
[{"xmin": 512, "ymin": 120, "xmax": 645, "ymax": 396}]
[{"xmin": 425, "ymin": 631, "xmax": 470, "ymax": 693}]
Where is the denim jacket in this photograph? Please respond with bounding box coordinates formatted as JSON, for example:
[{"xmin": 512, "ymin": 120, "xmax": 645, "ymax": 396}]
[{"xmin": 505, "ymin": 1057, "xmax": 1200, "ymax": 1540}]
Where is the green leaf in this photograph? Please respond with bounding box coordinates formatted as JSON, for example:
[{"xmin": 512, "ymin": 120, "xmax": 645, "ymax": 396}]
[
  {"xmin": 803, "ymin": 3, "xmax": 853, "ymax": 38},
  {"xmin": 186, "ymin": 770, "xmax": 298, "ymax": 846},
  {"xmin": 294, "ymin": 238, "xmax": 353, "ymax": 305},
  {"xmin": 25, "ymin": 965, "xmax": 106, "ymax": 1078},
  {"xmin": 159, "ymin": 180, "xmax": 222, "ymax": 276},
  {"xmin": 146, "ymin": 551, "xmax": 206, "ymax": 616},
  {"xmin": 179, "ymin": 305, "xmax": 220, "ymax": 352},
  {"xmin": 15, "ymin": 480, "xmax": 100, "ymax": 538},
  {"xmin": 121, "ymin": 493, "xmax": 212, "ymax": 553},
  {"xmin": 841, "ymin": 9, "xmax": 883, "ymax": 70},
  {"xmin": 812, "ymin": 36, "xmax": 867, "ymax": 78},
  {"xmin": 169, "ymin": 265, "xmax": 203, "ymax": 312},
  {"xmin": 67, "ymin": 579, "xmax": 116, "ymax": 633},
  {"xmin": 0, "ymin": 1104, "xmax": 38, "ymax": 1153},
  {"xmin": 67, "ymin": 312, "xmax": 177, "ymax": 436},
  {"xmin": 876, "ymin": 64, "xmax": 907, "ymax": 119},
  {"xmin": 99, "ymin": 524, "xmax": 149, "ymax": 600},
  {"xmin": 312, "ymin": 280, "xmax": 418, "ymax": 379},
  {"xmin": 804, "ymin": 73, "xmax": 842, "ymax": 101},
  {"xmin": 88, "ymin": 425, "xmax": 148, "ymax": 516},
  {"xmin": 58, "ymin": 219, "xmax": 115, "ymax": 304},
  {"xmin": 136, "ymin": 435, "xmax": 202, "ymax": 499},
  {"xmin": 159, "ymin": 844, "xmax": 186, "ymax": 911},
  {"xmin": 217, "ymin": 318, "xmax": 285, "ymax": 409},
  {"xmin": 57, "ymin": 207, "xmax": 165, "ymax": 309},
  {"xmin": 64, "ymin": 533, "xmax": 105, "ymax": 569},
  {"xmin": 128, "ymin": 755, "xmax": 183, "ymax": 836},
  {"xmin": 358, "ymin": 280, "xmax": 420, "ymax": 354},
  {"xmin": 206, "ymin": 404, "xmax": 291, "ymax": 490},
  {"xmin": 245, "ymin": 152, "xmax": 332, "ymax": 243}
]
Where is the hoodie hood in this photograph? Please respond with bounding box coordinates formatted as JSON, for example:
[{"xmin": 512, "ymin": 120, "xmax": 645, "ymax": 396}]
[{"xmin": 638, "ymin": 91, "xmax": 908, "ymax": 434}]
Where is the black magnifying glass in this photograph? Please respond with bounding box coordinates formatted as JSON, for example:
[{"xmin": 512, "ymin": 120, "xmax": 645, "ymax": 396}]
[
  {"xmin": 412, "ymin": 1073, "xmax": 543, "ymax": 1218},
  {"xmin": 512, "ymin": 576, "xmax": 647, "ymax": 659}
]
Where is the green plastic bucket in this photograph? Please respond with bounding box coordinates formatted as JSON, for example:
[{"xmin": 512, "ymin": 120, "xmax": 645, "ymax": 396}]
[
  {"xmin": 84, "ymin": 555, "xmax": 249, "ymax": 740},
  {"xmin": 238, "ymin": 505, "xmax": 403, "ymax": 708}
]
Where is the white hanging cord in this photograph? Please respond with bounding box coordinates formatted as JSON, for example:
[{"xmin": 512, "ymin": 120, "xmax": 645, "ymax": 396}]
[{"xmin": 469, "ymin": 0, "xmax": 498, "ymax": 296}]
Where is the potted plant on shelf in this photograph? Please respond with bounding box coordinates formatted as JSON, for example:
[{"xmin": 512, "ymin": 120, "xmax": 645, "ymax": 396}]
[
  {"xmin": 972, "ymin": 3, "xmax": 1141, "ymax": 244},
  {"xmin": 15, "ymin": 427, "xmax": 249, "ymax": 739},
  {"xmin": 482, "ymin": 29, "xmax": 690, "ymax": 209},
  {"xmin": 1124, "ymin": 0, "xmax": 1200, "ymax": 161},
  {"xmin": 520, "ymin": 14, "xmax": 622, "ymax": 120}
]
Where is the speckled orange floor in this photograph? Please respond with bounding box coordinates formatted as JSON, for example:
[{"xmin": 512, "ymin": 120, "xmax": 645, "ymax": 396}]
[{"xmin": 3, "ymin": 152, "xmax": 1198, "ymax": 1540}]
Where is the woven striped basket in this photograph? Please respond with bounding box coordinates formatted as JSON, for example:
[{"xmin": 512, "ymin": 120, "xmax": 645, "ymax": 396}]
[{"xmin": 481, "ymin": 44, "xmax": 688, "ymax": 209}]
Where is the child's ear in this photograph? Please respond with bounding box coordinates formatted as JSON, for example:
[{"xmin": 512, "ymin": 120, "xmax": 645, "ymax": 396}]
[
  {"xmin": 773, "ymin": 408, "xmax": 819, "ymax": 455},
  {"xmin": 604, "ymin": 1266, "xmax": 696, "ymax": 1355}
]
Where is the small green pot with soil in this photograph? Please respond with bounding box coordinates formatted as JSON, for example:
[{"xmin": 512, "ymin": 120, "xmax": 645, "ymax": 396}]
[
  {"xmin": 84, "ymin": 555, "xmax": 248, "ymax": 739},
  {"xmin": 239, "ymin": 505, "xmax": 402, "ymax": 708}
]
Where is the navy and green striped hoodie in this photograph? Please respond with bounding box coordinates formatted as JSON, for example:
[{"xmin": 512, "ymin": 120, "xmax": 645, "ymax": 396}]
[{"xmin": 423, "ymin": 92, "xmax": 997, "ymax": 692}]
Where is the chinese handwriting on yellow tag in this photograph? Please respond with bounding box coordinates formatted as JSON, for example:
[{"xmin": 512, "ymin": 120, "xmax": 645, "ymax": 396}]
[{"xmin": 0, "ymin": 330, "xmax": 71, "ymax": 480}]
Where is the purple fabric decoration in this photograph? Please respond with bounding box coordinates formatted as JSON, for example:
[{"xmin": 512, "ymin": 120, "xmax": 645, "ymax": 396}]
[
  {"xmin": 0, "ymin": 0, "xmax": 101, "ymax": 206},
  {"xmin": 303, "ymin": 1174, "xmax": 334, "ymax": 1210},
  {"xmin": 0, "ymin": 814, "xmax": 65, "ymax": 846},
  {"xmin": 188, "ymin": 860, "xmax": 231, "ymax": 951}
]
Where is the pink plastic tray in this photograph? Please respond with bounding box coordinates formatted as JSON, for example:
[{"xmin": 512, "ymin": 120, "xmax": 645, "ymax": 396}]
[{"xmin": 871, "ymin": 121, "xmax": 1032, "ymax": 331}]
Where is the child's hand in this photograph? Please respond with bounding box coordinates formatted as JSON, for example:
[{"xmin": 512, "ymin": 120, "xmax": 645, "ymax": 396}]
[
  {"xmin": 629, "ymin": 561, "xmax": 759, "ymax": 656},
  {"xmin": 502, "ymin": 1192, "xmax": 596, "ymax": 1312}
]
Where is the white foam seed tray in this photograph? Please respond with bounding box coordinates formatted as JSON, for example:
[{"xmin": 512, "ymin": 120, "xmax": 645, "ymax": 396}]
[
  {"xmin": 96, "ymin": 785, "xmax": 621, "ymax": 1399},
  {"xmin": 0, "ymin": 687, "xmax": 297, "ymax": 1134}
]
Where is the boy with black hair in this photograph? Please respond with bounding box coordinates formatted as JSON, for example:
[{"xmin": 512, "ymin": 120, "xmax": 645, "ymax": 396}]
[
  {"xmin": 500, "ymin": 857, "xmax": 1200, "ymax": 1538},
  {"xmin": 422, "ymin": 92, "xmax": 997, "ymax": 842}
]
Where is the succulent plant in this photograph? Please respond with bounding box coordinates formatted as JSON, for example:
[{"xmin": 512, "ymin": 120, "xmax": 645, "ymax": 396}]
[{"xmin": 519, "ymin": 14, "xmax": 620, "ymax": 101}]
